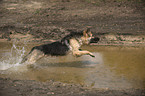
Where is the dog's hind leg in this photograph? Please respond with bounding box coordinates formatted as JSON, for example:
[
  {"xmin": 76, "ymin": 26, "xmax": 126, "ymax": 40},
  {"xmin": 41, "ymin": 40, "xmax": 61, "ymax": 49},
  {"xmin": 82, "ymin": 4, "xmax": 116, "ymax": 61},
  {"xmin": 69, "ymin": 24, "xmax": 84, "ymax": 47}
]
[
  {"xmin": 27, "ymin": 49, "xmax": 44, "ymax": 64},
  {"xmin": 22, "ymin": 49, "xmax": 44, "ymax": 64}
]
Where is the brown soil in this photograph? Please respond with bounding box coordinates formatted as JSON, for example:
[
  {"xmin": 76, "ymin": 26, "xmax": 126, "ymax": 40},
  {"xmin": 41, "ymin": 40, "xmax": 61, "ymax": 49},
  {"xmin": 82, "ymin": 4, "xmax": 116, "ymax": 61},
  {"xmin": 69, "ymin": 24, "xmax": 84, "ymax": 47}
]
[
  {"xmin": 0, "ymin": 0, "xmax": 145, "ymax": 96},
  {"xmin": 0, "ymin": 0, "xmax": 145, "ymax": 42},
  {"xmin": 0, "ymin": 78, "xmax": 145, "ymax": 96}
]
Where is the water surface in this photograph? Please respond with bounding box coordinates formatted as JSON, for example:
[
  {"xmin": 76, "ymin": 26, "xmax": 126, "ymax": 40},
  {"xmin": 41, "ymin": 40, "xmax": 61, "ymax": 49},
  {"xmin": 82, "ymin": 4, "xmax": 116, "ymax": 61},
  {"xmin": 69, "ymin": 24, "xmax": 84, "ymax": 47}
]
[{"xmin": 0, "ymin": 42, "xmax": 145, "ymax": 90}]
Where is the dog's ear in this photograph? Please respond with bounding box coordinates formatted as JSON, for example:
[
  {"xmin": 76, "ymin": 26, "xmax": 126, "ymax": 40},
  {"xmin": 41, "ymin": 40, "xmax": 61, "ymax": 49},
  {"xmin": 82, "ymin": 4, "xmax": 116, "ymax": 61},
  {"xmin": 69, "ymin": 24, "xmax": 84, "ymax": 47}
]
[{"xmin": 83, "ymin": 28, "xmax": 92, "ymax": 37}]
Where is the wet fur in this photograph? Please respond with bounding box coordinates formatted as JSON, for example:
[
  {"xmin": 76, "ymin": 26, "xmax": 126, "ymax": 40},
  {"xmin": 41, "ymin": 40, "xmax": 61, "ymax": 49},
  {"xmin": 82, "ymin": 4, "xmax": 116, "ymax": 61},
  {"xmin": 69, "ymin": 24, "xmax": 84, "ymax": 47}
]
[{"xmin": 21, "ymin": 28, "xmax": 97, "ymax": 64}]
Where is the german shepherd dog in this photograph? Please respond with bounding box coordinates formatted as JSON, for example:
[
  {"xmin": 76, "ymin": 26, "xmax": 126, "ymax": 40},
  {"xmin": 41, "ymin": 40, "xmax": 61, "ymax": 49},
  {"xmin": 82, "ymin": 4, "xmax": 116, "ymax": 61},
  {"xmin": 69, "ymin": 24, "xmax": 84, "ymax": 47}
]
[{"xmin": 21, "ymin": 28, "xmax": 99, "ymax": 64}]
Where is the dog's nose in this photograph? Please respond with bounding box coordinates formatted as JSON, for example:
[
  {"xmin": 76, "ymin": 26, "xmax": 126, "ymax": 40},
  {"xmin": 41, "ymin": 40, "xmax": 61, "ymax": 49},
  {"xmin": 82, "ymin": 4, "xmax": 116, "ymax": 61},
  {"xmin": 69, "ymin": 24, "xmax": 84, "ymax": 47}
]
[{"xmin": 90, "ymin": 37, "xmax": 100, "ymax": 43}]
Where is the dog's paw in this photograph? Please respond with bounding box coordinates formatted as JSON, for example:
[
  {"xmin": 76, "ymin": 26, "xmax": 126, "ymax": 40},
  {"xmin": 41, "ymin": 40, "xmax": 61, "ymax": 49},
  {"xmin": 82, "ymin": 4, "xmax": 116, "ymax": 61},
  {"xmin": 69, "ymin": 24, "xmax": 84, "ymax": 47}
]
[
  {"xmin": 90, "ymin": 54, "xmax": 95, "ymax": 58},
  {"xmin": 89, "ymin": 53, "xmax": 95, "ymax": 58}
]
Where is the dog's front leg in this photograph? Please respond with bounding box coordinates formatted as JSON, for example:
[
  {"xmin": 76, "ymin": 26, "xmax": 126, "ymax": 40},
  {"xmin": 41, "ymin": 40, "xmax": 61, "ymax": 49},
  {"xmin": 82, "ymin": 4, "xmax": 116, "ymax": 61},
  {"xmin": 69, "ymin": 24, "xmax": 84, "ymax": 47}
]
[{"xmin": 73, "ymin": 50, "xmax": 95, "ymax": 57}]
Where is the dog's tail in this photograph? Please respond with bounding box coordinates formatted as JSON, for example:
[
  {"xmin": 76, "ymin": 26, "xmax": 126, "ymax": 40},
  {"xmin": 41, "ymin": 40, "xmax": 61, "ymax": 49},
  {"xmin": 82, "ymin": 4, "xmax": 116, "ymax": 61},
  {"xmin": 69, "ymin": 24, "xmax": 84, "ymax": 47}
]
[{"xmin": 20, "ymin": 47, "xmax": 35, "ymax": 64}]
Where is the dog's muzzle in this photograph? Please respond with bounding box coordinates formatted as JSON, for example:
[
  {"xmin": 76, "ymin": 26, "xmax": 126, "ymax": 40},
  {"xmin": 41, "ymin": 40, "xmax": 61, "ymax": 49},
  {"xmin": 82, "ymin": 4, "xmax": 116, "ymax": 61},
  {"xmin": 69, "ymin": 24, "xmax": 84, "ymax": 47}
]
[{"xmin": 90, "ymin": 37, "xmax": 100, "ymax": 43}]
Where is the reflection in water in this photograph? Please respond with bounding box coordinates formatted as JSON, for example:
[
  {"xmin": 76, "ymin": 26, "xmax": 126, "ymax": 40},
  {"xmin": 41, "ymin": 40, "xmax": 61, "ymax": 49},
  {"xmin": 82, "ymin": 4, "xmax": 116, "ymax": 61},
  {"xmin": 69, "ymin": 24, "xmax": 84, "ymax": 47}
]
[
  {"xmin": 0, "ymin": 42, "xmax": 145, "ymax": 89},
  {"xmin": 102, "ymin": 47, "xmax": 145, "ymax": 89}
]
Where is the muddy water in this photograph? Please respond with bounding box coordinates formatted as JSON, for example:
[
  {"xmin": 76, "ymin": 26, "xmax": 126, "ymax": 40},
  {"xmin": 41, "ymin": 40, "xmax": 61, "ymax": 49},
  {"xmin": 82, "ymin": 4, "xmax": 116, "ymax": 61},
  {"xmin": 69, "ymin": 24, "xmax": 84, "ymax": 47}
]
[{"xmin": 0, "ymin": 42, "xmax": 145, "ymax": 90}]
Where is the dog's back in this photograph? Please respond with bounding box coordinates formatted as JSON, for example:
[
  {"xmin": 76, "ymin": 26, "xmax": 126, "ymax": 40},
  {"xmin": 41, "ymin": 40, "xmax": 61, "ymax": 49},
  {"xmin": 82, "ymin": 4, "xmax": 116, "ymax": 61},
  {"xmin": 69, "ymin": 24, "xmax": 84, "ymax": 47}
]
[
  {"xmin": 34, "ymin": 42, "xmax": 69, "ymax": 56},
  {"xmin": 20, "ymin": 41, "xmax": 69, "ymax": 64}
]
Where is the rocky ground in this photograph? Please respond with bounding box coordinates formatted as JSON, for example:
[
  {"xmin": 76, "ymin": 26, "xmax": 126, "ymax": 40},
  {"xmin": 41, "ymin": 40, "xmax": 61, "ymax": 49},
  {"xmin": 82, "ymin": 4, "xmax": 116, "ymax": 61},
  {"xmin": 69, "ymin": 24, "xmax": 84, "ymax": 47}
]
[{"xmin": 0, "ymin": 0, "xmax": 145, "ymax": 96}]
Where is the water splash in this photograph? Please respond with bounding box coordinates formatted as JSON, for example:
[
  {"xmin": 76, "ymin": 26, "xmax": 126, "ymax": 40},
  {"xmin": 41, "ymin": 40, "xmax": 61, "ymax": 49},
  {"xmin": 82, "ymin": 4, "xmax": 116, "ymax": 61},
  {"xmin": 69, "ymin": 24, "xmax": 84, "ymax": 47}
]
[{"xmin": 0, "ymin": 40, "xmax": 26, "ymax": 70}]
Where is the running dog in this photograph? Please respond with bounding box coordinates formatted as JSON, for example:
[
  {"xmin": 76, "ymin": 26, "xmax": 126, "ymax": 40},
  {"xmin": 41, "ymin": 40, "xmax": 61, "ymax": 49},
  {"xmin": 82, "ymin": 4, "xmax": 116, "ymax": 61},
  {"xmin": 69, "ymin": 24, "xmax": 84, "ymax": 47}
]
[{"xmin": 21, "ymin": 28, "xmax": 99, "ymax": 64}]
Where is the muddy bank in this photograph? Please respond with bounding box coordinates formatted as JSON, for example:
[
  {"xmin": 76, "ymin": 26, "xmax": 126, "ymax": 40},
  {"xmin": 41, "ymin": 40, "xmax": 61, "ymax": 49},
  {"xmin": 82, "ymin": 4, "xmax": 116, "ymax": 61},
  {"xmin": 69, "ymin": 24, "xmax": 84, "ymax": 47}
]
[
  {"xmin": 0, "ymin": 78, "xmax": 145, "ymax": 96},
  {"xmin": 1, "ymin": 32, "xmax": 145, "ymax": 47},
  {"xmin": 0, "ymin": 0, "xmax": 145, "ymax": 44},
  {"xmin": 95, "ymin": 33, "xmax": 145, "ymax": 46}
]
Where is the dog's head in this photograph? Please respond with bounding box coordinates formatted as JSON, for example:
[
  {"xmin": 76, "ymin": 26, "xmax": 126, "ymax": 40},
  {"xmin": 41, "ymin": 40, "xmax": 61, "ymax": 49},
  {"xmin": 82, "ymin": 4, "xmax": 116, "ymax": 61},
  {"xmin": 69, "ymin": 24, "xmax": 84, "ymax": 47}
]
[{"xmin": 81, "ymin": 28, "xmax": 93, "ymax": 45}]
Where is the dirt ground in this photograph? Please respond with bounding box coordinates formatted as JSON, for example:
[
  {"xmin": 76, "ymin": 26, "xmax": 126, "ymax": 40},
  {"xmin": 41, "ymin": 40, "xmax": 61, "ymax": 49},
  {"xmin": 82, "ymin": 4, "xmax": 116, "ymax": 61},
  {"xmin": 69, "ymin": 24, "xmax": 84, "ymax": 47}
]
[
  {"xmin": 0, "ymin": 78, "xmax": 145, "ymax": 96},
  {"xmin": 0, "ymin": 0, "xmax": 145, "ymax": 96},
  {"xmin": 0, "ymin": 0, "xmax": 145, "ymax": 42}
]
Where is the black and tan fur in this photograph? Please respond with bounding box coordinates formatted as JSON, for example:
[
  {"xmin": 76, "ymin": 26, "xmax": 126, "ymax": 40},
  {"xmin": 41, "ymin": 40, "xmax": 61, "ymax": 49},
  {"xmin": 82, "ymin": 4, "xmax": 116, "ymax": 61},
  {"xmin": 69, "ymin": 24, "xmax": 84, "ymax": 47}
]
[{"xmin": 21, "ymin": 28, "xmax": 98, "ymax": 64}]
